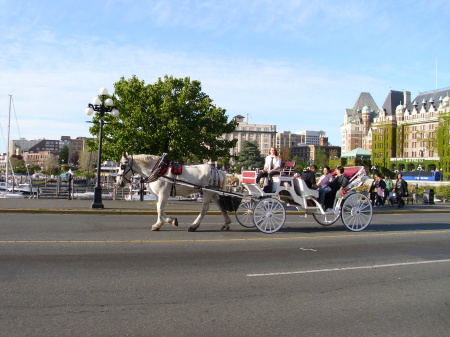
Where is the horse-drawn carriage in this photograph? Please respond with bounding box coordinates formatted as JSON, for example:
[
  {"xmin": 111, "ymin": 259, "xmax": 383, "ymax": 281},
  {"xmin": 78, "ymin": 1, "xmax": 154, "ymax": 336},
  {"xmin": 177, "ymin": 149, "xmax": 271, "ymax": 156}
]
[
  {"xmin": 235, "ymin": 166, "xmax": 373, "ymax": 233},
  {"xmin": 117, "ymin": 153, "xmax": 373, "ymax": 233}
]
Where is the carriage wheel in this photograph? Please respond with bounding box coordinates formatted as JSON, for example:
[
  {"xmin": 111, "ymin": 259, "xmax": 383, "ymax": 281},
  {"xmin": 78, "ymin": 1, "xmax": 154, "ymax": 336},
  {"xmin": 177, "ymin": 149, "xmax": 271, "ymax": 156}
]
[
  {"xmin": 252, "ymin": 198, "xmax": 286, "ymax": 234},
  {"xmin": 340, "ymin": 193, "xmax": 373, "ymax": 231},
  {"xmin": 312, "ymin": 209, "xmax": 340, "ymax": 226},
  {"xmin": 235, "ymin": 200, "xmax": 256, "ymax": 228}
]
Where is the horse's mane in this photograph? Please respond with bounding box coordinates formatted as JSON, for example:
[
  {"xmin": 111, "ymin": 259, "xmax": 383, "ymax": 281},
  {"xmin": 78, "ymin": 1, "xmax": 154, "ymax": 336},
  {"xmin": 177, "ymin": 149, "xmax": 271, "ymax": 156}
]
[{"xmin": 131, "ymin": 154, "xmax": 160, "ymax": 167}]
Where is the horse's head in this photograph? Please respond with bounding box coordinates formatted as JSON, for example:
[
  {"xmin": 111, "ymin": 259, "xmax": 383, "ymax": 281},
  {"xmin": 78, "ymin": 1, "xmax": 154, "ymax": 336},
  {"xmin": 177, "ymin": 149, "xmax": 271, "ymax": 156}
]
[{"xmin": 116, "ymin": 152, "xmax": 135, "ymax": 188}]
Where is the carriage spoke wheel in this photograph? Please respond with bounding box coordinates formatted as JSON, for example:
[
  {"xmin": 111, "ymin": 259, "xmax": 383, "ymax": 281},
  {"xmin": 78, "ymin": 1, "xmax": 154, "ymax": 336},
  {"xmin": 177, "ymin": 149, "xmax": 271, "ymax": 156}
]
[
  {"xmin": 252, "ymin": 198, "xmax": 286, "ymax": 234},
  {"xmin": 340, "ymin": 193, "xmax": 373, "ymax": 231},
  {"xmin": 312, "ymin": 208, "xmax": 340, "ymax": 226},
  {"xmin": 235, "ymin": 200, "xmax": 257, "ymax": 228}
]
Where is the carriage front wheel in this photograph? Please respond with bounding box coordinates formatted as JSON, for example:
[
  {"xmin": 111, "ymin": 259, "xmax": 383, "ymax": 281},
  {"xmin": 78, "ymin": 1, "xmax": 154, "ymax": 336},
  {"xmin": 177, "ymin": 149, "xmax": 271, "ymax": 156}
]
[
  {"xmin": 340, "ymin": 193, "xmax": 373, "ymax": 231},
  {"xmin": 252, "ymin": 198, "xmax": 286, "ymax": 234},
  {"xmin": 235, "ymin": 200, "xmax": 256, "ymax": 228}
]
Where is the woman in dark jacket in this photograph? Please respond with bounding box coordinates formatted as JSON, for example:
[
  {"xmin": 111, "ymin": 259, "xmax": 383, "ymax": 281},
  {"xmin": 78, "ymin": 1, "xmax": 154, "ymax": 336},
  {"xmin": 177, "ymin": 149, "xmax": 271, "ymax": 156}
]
[
  {"xmin": 394, "ymin": 173, "xmax": 408, "ymax": 208},
  {"xmin": 324, "ymin": 166, "xmax": 349, "ymax": 210}
]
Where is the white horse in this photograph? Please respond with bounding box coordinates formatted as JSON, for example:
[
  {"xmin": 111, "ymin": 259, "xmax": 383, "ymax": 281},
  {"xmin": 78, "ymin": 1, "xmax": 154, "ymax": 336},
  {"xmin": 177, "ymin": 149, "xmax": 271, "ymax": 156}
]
[{"xmin": 116, "ymin": 153, "xmax": 232, "ymax": 232}]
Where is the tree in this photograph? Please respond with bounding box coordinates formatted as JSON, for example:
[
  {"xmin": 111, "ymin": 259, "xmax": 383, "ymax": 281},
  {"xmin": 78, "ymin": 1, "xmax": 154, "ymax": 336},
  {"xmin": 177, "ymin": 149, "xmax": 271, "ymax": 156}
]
[
  {"xmin": 314, "ymin": 147, "xmax": 328, "ymax": 169},
  {"xmin": 235, "ymin": 141, "xmax": 265, "ymax": 170},
  {"xmin": 58, "ymin": 146, "xmax": 69, "ymax": 164},
  {"xmin": 43, "ymin": 154, "xmax": 58, "ymax": 174},
  {"xmin": 279, "ymin": 145, "xmax": 291, "ymax": 163},
  {"xmin": 70, "ymin": 151, "xmax": 79, "ymax": 167},
  {"xmin": 87, "ymin": 75, "xmax": 238, "ymax": 163},
  {"xmin": 78, "ymin": 150, "xmax": 97, "ymax": 172}
]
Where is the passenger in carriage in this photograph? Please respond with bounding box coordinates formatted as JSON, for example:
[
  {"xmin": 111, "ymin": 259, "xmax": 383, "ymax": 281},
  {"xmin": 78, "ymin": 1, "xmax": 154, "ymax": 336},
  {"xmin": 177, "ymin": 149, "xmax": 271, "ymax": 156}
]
[
  {"xmin": 256, "ymin": 147, "xmax": 282, "ymax": 185},
  {"xmin": 300, "ymin": 165, "xmax": 318, "ymax": 189},
  {"xmin": 324, "ymin": 166, "xmax": 349, "ymax": 210},
  {"xmin": 317, "ymin": 166, "xmax": 333, "ymax": 207}
]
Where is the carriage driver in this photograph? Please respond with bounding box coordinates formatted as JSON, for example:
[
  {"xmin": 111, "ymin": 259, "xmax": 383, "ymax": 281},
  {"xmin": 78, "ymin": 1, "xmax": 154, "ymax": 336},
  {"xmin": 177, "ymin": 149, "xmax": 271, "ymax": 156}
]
[{"xmin": 256, "ymin": 147, "xmax": 282, "ymax": 184}]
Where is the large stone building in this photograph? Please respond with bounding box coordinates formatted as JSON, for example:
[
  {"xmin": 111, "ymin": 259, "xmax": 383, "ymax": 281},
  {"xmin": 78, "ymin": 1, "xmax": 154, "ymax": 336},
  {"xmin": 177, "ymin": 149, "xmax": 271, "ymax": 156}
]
[{"xmin": 342, "ymin": 87, "xmax": 450, "ymax": 175}]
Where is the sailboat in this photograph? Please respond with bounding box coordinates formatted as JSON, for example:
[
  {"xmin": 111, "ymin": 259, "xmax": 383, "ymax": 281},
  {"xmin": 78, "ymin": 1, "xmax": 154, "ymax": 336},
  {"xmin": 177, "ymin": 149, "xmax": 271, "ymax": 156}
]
[{"xmin": 0, "ymin": 95, "xmax": 25, "ymax": 199}]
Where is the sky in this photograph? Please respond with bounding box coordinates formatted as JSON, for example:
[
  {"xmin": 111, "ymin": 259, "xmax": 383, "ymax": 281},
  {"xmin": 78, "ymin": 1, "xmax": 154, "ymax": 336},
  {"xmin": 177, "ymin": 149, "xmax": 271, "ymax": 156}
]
[{"xmin": 1, "ymin": 0, "xmax": 450, "ymax": 150}]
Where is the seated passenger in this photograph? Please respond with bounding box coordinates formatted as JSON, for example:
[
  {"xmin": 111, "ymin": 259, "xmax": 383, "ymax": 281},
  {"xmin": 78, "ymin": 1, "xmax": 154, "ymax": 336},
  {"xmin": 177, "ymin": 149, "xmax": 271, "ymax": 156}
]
[
  {"xmin": 324, "ymin": 166, "xmax": 349, "ymax": 210},
  {"xmin": 300, "ymin": 165, "xmax": 318, "ymax": 189},
  {"xmin": 317, "ymin": 166, "xmax": 333, "ymax": 207},
  {"xmin": 256, "ymin": 147, "xmax": 282, "ymax": 189}
]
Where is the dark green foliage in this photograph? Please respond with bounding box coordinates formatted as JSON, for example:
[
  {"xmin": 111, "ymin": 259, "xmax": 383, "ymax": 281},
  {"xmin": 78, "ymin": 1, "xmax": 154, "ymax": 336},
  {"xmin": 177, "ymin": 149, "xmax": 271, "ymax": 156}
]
[
  {"xmin": 235, "ymin": 141, "xmax": 265, "ymax": 170},
  {"xmin": 87, "ymin": 75, "xmax": 238, "ymax": 162}
]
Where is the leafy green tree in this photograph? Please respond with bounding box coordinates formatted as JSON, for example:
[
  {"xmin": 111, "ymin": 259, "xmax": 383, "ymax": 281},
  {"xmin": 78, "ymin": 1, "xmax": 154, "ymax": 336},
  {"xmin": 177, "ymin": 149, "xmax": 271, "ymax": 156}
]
[
  {"xmin": 87, "ymin": 75, "xmax": 238, "ymax": 163},
  {"xmin": 235, "ymin": 141, "xmax": 265, "ymax": 170},
  {"xmin": 292, "ymin": 155, "xmax": 307, "ymax": 173},
  {"xmin": 314, "ymin": 147, "xmax": 328, "ymax": 169},
  {"xmin": 58, "ymin": 146, "xmax": 69, "ymax": 164}
]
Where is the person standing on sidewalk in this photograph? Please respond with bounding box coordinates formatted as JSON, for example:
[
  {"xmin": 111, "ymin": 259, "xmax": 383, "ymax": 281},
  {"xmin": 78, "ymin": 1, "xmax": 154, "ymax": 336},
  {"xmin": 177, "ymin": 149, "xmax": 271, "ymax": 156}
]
[
  {"xmin": 374, "ymin": 173, "xmax": 386, "ymax": 207},
  {"xmin": 395, "ymin": 173, "xmax": 408, "ymax": 208},
  {"xmin": 384, "ymin": 174, "xmax": 394, "ymax": 206}
]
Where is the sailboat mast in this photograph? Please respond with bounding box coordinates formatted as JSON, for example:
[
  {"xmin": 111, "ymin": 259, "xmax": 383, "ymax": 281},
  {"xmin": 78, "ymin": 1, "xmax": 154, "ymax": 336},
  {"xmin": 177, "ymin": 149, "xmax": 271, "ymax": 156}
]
[{"xmin": 5, "ymin": 94, "xmax": 11, "ymax": 188}]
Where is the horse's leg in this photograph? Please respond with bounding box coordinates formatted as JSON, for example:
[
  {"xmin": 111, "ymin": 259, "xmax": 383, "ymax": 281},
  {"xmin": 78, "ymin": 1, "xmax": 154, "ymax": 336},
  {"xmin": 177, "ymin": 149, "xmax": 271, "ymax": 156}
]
[
  {"xmin": 212, "ymin": 194, "xmax": 232, "ymax": 231},
  {"xmin": 152, "ymin": 190, "xmax": 179, "ymax": 231},
  {"xmin": 188, "ymin": 193, "xmax": 212, "ymax": 232}
]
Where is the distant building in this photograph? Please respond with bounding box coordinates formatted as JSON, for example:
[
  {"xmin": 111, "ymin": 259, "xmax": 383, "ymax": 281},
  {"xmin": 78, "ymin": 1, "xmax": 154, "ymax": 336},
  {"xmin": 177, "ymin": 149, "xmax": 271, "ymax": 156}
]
[
  {"xmin": 276, "ymin": 130, "xmax": 328, "ymax": 148},
  {"xmin": 224, "ymin": 115, "xmax": 276, "ymax": 157}
]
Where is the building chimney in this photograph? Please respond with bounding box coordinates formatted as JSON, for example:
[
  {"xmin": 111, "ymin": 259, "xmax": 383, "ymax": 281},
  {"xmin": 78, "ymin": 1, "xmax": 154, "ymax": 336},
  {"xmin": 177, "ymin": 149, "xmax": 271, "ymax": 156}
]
[{"xmin": 404, "ymin": 91, "xmax": 411, "ymax": 106}]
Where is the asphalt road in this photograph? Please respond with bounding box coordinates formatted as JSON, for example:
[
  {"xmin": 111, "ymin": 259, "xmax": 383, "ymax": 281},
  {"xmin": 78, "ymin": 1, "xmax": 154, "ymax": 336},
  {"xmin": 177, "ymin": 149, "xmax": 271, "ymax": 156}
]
[{"xmin": 1, "ymin": 212, "xmax": 449, "ymax": 337}]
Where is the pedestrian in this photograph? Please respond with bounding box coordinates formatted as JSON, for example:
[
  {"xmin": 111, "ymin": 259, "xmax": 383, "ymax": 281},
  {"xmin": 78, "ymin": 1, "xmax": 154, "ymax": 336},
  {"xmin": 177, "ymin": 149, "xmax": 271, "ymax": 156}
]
[
  {"xmin": 384, "ymin": 174, "xmax": 394, "ymax": 206},
  {"xmin": 374, "ymin": 173, "xmax": 386, "ymax": 207},
  {"xmin": 394, "ymin": 173, "xmax": 408, "ymax": 208}
]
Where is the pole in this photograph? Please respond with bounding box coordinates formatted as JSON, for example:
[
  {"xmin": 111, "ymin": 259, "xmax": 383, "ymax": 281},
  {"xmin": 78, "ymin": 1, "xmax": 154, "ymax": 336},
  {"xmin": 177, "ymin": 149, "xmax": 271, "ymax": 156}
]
[
  {"xmin": 5, "ymin": 95, "xmax": 11, "ymax": 191},
  {"xmin": 92, "ymin": 110, "xmax": 105, "ymax": 209}
]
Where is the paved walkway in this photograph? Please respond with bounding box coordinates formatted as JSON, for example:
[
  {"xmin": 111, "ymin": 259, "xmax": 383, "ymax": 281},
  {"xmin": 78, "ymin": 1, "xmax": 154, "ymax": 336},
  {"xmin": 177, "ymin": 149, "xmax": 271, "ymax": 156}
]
[{"xmin": 0, "ymin": 197, "xmax": 449, "ymax": 215}]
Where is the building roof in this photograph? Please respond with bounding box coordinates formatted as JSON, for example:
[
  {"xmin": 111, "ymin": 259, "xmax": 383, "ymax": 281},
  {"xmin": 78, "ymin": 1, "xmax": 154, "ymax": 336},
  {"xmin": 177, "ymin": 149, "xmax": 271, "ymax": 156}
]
[
  {"xmin": 348, "ymin": 92, "xmax": 379, "ymax": 123},
  {"xmin": 405, "ymin": 87, "xmax": 450, "ymax": 112},
  {"xmin": 381, "ymin": 90, "xmax": 405, "ymax": 116},
  {"xmin": 341, "ymin": 147, "xmax": 372, "ymax": 158}
]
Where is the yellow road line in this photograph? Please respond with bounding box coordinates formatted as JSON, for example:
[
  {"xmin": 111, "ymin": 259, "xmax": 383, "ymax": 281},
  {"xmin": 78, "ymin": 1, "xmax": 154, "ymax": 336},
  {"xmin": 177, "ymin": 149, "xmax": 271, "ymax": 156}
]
[{"xmin": 1, "ymin": 230, "xmax": 449, "ymax": 243}]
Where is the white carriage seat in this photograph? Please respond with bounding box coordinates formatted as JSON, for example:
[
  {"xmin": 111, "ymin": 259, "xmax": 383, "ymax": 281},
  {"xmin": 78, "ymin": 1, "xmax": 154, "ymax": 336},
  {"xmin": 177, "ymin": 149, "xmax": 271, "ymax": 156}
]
[{"xmin": 293, "ymin": 177, "xmax": 319, "ymax": 199}]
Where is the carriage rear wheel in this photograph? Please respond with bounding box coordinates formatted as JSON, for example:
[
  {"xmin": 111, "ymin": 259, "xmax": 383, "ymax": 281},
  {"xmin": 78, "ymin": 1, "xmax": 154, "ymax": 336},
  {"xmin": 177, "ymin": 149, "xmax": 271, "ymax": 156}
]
[
  {"xmin": 312, "ymin": 209, "xmax": 340, "ymax": 226},
  {"xmin": 252, "ymin": 198, "xmax": 286, "ymax": 234},
  {"xmin": 235, "ymin": 200, "xmax": 256, "ymax": 228},
  {"xmin": 340, "ymin": 193, "xmax": 373, "ymax": 231}
]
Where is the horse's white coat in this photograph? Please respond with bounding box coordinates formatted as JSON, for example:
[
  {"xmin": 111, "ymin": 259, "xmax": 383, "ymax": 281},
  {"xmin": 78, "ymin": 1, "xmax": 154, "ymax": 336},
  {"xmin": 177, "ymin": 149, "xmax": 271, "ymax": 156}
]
[{"xmin": 117, "ymin": 154, "xmax": 232, "ymax": 231}]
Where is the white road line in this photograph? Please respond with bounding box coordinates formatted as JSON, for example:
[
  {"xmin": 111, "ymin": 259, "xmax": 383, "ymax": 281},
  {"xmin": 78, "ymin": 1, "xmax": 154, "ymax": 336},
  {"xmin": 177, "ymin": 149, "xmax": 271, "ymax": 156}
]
[{"xmin": 247, "ymin": 259, "xmax": 450, "ymax": 277}]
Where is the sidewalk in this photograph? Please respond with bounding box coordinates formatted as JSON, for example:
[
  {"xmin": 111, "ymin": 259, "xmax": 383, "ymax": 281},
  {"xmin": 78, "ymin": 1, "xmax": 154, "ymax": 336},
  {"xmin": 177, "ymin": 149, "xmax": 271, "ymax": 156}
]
[{"xmin": 0, "ymin": 197, "xmax": 449, "ymax": 215}]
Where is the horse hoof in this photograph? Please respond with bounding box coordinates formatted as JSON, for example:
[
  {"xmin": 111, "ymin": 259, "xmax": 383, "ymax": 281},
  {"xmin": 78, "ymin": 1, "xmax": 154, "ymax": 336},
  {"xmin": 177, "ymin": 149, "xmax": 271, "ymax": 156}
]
[
  {"xmin": 151, "ymin": 226, "xmax": 160, "ymax": 231},
  {"xmin": 221, "ymin": 225, "xmax": 230, "ymax": 231},
  {"xmin": 188, "ymin": 226, "xmax": 197, "ymax": 232},
  {"xmin": 173, "ymin": 218, "xmax": 178, "ymax": 227}
]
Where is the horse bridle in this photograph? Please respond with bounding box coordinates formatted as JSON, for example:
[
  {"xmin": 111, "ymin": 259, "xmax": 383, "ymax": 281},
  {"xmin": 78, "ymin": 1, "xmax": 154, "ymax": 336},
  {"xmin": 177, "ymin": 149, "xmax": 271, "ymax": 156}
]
[
  {"xmin": 119, "ymin": 156, "xmax": 137, "ymax": 185},
  {"xmin": 119, "ymin": 153, "xmax": 170, "ymax": 185}
]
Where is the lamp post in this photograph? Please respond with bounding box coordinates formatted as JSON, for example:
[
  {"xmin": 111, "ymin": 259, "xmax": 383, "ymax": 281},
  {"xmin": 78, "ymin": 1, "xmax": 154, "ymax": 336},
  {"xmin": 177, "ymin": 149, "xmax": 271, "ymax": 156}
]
[
  {"xmin": 440, "ymin": 168, "xmax": 443, "ymax": 181},
  {"xmin": 371, "ymin": 165, "xmax": 376, "ymax": 178},
  {"xmin": 85, "ymin": 88, "xmax": 119, "ymax": 209}
]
